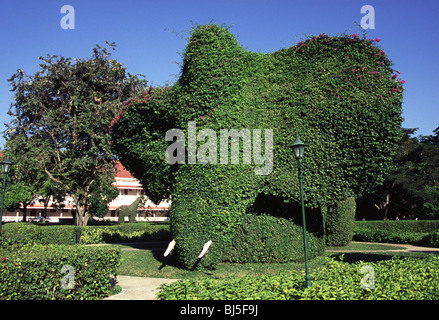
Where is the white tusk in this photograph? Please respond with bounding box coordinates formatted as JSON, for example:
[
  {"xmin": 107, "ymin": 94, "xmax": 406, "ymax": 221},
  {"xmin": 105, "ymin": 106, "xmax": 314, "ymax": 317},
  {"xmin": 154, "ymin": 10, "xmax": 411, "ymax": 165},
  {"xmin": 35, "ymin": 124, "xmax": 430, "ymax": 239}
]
[
  {"xmin": 164, "ymin": 239, "xmax": 176, "ymax": 257},
  {"xmin": 198, "ymin": 240, "xmax": 212, "ymax": 258}
]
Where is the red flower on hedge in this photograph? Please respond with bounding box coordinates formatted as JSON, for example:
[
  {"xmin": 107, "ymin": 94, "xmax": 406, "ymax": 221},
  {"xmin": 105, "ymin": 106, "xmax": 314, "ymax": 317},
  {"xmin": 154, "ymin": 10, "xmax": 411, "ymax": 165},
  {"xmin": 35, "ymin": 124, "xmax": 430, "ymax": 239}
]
[{"xmin": 1, "ymin": 257, "xmax": 5, "ymax": 262}]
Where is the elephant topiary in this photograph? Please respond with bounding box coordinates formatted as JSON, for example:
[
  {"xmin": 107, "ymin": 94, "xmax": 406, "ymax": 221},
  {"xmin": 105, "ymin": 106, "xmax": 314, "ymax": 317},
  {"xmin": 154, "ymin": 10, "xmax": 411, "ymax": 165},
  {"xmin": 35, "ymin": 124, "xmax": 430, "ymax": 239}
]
[{"xmin": 110, "ymin": 24, "xmax": 404, "ymax": 269}]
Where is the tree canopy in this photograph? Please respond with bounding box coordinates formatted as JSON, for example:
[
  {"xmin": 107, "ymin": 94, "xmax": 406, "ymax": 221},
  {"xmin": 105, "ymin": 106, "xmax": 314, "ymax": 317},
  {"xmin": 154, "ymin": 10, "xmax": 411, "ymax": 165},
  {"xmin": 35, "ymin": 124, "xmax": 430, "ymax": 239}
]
[{"xmin": 4, "ymin": 43, "xmax": 146, "ymax": 225}]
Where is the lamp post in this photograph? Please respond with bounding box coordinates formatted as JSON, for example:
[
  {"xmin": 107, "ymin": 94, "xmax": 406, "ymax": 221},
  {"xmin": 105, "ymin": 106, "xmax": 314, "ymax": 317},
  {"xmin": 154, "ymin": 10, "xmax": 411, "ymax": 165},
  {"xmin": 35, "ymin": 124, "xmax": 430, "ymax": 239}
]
[
  {"xmin": 291, "ymin": 132, "xmax": 311, "ymax": 288},
  {"xmin": 0, "ymin": 155, "xmax": 13, "ymax": 235}
]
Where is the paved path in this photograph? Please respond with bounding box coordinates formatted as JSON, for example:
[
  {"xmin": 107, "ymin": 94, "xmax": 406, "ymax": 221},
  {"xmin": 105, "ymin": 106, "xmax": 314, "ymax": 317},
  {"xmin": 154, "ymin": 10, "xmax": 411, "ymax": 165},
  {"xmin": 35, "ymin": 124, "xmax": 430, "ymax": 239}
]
[
  {"xmin": 326, "ymin": 241, "xmax": 439, "ymax": 253},
  {"xmin": 104, "ymin": 242, "xmax": 178, "ymax": 300},
  {"xmin": 105, "ymin": 275, "xmax": 178, "ymax": 300}
]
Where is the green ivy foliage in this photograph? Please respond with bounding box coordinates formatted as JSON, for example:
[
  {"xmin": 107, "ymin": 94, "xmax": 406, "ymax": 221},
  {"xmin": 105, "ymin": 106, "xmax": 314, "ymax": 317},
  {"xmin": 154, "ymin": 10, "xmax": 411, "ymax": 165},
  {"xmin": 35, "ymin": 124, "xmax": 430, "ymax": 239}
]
[
  {"xmin": 325, "ymin": 196, "xmax": 356, "ymax": 246},
  {"xmin": 111, "ymin": 24, "xmax": 404, "ymax": 269},
  {"xmin": 225, "ymin": 214, "xmax": 325, "ymax": 263}
]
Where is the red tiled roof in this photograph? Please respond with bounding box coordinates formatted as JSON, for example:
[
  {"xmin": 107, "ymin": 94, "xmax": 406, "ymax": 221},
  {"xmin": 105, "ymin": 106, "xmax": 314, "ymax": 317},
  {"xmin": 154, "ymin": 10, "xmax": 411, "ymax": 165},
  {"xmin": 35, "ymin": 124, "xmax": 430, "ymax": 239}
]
[{"xmin": 115, "ymin": 161, "xmax": 136, "ymax": 179}]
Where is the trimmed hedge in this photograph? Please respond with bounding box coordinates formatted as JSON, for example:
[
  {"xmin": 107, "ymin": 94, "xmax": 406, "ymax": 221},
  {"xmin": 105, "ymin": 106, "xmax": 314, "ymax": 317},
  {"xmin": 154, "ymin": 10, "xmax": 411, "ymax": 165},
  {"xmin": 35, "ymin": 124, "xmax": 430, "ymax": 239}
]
[
  {"xmin": 354, "ymin": 220, "xmax": 439, "ymax": 233},
  {"xmin": 158, "ymin": 255, "xmax": 439, "ymax": 300},
  {"xmin": 353, "ymin": 220, "xmax": 439, "ymax": 247},
  {"xmin": 0, "ymin": 222, "xmax": 171, "ymax": 248},
  {"xmin": 0, "ymin": 224, "xmax": 78, "ymax": 248},
  {"xmin": 225, "ymin": 214, "xmax": 325, "ymax": 263},
  {"xmin": 0, "ymin": 244, "xmax": 121, "ymax": 300},
  {"xmin": 353, "ymin": 229, "xmax": 425, "ymax": 245},
  {"xmin": 325, "ymin": 196, "xmax": 356, "ymax": 247}
]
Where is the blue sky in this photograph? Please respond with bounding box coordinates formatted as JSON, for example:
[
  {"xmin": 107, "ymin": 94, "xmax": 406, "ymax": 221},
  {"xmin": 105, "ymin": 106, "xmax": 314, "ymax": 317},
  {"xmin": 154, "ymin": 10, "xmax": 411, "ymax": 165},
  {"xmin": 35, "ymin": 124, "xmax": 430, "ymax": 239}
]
[{"xmin": 0, "ymin": 0, "xmax": 438, "ymax": 148}]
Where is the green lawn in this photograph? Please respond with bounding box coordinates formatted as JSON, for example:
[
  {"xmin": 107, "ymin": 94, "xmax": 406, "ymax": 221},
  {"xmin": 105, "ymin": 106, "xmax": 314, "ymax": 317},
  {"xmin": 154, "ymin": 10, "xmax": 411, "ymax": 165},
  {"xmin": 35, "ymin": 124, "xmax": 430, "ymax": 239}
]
[{"xmin": 115, "ymin": 242, "xmax": 434, "ymax": 280}]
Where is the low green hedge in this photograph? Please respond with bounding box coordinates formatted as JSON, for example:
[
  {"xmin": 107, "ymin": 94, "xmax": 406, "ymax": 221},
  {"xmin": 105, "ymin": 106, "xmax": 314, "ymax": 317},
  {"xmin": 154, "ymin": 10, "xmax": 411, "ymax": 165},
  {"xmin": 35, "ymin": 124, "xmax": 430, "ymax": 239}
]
[
  {"xmin": 0, "ymin": 244, "xmax": 121, "ymax": 300},
  {"xmin": 0, "ymin": 224, "xmax": 78, "ymax": 248},
  {"xmin": 158, "ymin": 255, "xmax": 439, "ymax": 300},
  {"xmin": 224, "ymin": 214, "xmax": 325, "ymax": 264},
  {"xmin": 353, "ymin": 229, "xmax": 425, "ymax": 245},
  {"xmin": 354, "ymin": 220, "xmax": 439, "ymax": 233},
  {"xmin": 0, "ymin": 222, "xmax": 171, "ymax": 248},
  {"xmin": 353, "ymin": 220, "xmax": 439, "ymax": 247}
]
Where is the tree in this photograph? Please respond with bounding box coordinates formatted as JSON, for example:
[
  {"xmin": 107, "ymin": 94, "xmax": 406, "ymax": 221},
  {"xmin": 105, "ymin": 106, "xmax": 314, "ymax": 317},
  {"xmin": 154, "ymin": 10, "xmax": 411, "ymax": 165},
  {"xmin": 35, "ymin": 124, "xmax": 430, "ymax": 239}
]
[
  {"xmin": 4, "ymin": 43, "xmax": 146, "ymax": 226},
  {"xmin": 4, "ymin": 181, "xmax": 35, "ymax": 221},
  {"xmin": 2, "ymin": 134, "xmax": 46, "ymax": 222},
  {"xmin": 88, "ymin": 177, "xmax": 119, "ymax": 219},
  {"xmin": 371, "ymin": 127, "xmax": 439, "ymax": 219}
]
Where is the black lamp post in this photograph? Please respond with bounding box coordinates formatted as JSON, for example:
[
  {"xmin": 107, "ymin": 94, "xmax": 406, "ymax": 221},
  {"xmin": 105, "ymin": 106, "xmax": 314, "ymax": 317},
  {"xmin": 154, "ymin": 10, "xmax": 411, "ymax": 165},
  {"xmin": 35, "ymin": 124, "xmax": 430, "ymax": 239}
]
[
  {"xmin": 0, "ymin": 155, "xmax": 13, "ymax": 234},
  {"xmin": 291, "ymin": 132, "xmax": 311, "ymax": 288}
]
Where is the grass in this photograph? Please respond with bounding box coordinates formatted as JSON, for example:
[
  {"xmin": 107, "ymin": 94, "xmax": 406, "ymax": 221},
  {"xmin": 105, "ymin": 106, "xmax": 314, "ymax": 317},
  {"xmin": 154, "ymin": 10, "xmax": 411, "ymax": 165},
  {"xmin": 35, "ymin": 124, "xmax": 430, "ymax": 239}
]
[{"xmin": 115, "ymin": 242, "xmax": 436, "ymax": 280}]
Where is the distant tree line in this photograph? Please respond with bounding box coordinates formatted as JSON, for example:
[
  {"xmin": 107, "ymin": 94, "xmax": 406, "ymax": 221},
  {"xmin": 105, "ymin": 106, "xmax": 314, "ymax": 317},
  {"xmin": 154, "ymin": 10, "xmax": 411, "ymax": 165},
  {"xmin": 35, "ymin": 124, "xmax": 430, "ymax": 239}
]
[{"xmin": 357, "ymin": 125, "xmax": 439, "ymax": 220}]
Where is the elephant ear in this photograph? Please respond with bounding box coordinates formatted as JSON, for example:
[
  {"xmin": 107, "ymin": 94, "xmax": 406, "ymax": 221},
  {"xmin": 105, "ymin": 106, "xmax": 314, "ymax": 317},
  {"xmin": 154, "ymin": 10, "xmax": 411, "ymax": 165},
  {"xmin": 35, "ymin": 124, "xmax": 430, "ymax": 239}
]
[{"xmin": 110, "ymin": 87, "xmax": 177, "ymax": 204}]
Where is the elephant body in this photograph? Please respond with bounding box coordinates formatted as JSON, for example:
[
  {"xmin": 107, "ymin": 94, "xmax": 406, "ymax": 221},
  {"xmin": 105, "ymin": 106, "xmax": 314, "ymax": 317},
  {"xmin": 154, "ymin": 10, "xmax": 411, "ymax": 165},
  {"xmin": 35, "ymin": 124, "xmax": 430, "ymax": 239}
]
[{"xmin": 111, "ymin": 24, "xmax": 403, "ymax": 269}]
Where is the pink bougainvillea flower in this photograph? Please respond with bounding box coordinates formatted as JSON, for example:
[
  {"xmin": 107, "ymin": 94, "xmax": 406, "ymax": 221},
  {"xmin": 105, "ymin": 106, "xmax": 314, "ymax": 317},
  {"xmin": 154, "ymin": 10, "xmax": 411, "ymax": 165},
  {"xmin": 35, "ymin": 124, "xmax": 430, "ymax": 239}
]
[
  {"xmin": 2, "ymin": 257, "xmax": 5, "ymax": 262},
  {"xmin": 392, "ymin": 74, "xmax": 398, "ymax": 79},
  {"xmin": 351, "ymin": 33, "xmax": 358, "ymax": 38},
  {"xmin": 400, "ymin": 80, "xmax": 406, "ymax": 84}
]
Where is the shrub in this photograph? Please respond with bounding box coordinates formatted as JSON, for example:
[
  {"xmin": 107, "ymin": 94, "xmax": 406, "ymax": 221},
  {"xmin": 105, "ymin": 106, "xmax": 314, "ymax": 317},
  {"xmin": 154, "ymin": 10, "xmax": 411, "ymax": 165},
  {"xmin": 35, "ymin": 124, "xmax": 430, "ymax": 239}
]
[
  {"xmin": 0, "ymin": 222, "xmax": 171, "ymax": 248},
  {"xmin": 224, "ymin": 214, "xmax": 325, "ymax": 263},
  {"xmin": 354, "ymin": 220, "xmax": 439, "ymax": 233},
  {"xmin": 101, "ymin": 226, "xmax": 171, "ymax": 243},
  {"xmin": 418, "ymin": 230, "xmax": 439, "ymax": 248},
  {"xmin": 353, "ymin": 229, "xmax": 424, "ymax": 244},
  {"xmin": 353, "ymin": 220, "xmax": 439, "ymax": 247},
  {"xmin": 158, "ymin": 271, "xmax": 305, "ymax": 300},
  {"xmin": 158, "ymin": 255, "xmax": 439, "ymax": 300},
  {"xmin": 0, "ymin": 244, "xmax": 121, "ymax": 300},
  {"xmin": 0, "ymin": 223, "xmax": 78, "ymax": 248},
  {"xmin": 302, "ymin": 255, "xmax": 439, "ymax": 300},
  {"xmin": 325, "ymin": 197, "xmax": 356, "ymax": 246}
]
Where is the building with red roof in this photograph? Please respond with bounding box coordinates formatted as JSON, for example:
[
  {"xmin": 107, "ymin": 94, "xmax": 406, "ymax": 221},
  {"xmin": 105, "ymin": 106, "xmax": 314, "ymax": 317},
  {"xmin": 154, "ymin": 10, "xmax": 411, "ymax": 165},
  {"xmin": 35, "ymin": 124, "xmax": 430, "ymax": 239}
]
[{"xmin": 0, "ymin": 156, "xmax": 170, "ymax": 223}]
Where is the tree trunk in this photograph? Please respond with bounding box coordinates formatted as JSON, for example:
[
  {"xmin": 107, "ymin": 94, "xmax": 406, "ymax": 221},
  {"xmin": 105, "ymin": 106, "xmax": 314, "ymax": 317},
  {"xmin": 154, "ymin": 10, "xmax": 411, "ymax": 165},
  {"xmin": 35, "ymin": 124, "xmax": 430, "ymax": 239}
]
[
  {"xmin": 73, "ymin": 194, "xmax": 89, "ymax": 226},
  {"xmin": 22, "ymin": 204, "xmax": 27, "ymax": 222},
  {"xmin": 374, "ymin": 183, "xmax": 394, "ymax": 220},
  {"xmin": 383, "ymin": 192, "xmax": 390, "ymax": 220},
  {"xmin": 76, "ymin": 201, "xmax": 90, "ymax": 226}
]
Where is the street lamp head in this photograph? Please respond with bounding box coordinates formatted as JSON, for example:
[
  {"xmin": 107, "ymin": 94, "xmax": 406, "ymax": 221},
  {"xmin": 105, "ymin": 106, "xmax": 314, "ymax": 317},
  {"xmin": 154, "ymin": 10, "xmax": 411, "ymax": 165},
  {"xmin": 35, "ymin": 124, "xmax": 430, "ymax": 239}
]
[
  {"xmin": 291, "ymin": 132, "xmax": 307, "ymax": 160},
  {"xmin": 1, "ymin": 155, "xmax": 12, "ymax": 175}
]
